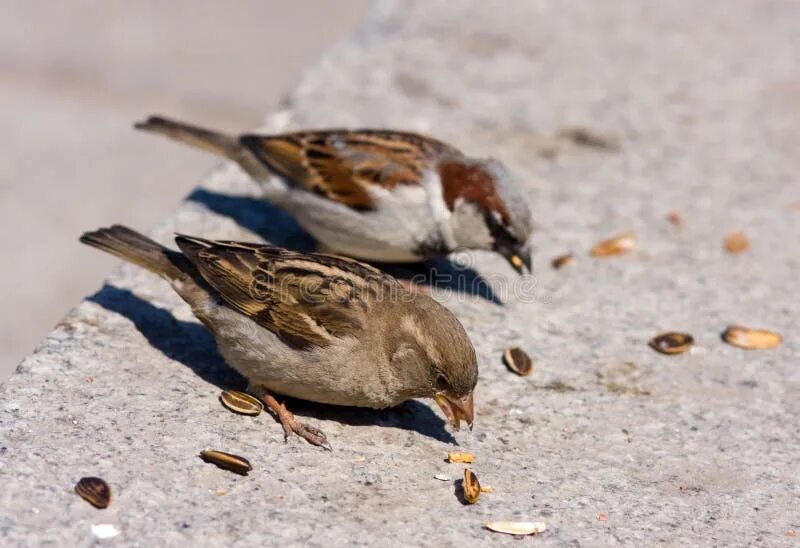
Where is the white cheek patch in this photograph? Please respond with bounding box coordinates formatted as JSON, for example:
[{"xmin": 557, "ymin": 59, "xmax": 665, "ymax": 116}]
[
  {"xmin": 421, "ymin": 170, "xmax": 457, "ymax": 250},
  {"xmin": 451, "ymin": 200, "xmax": 494, "ymax": 249}
]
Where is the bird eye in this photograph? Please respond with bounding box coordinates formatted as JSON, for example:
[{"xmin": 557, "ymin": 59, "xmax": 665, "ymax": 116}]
[{"xmin": 435, "ymin": 374, "xmax": 449, "ymax": 391}]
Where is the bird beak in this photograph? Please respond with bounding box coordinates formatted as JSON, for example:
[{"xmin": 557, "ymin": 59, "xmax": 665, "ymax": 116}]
[
  {"xmin": 502, "ymin": 245, "xmax": 532, "ymax": 275},
  {"xmin": 434, "ymin": 391, "xmax": 474, "ymax": 431}
]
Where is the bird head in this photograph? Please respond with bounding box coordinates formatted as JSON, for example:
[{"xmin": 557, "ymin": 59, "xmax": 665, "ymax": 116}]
[
  {"xmin": 439, "ymin": 157, "xmax": 533, "ymax": 274},
  {"xmin": 389, "ymin": 296, "xmax": 478, "ymax": 431}
]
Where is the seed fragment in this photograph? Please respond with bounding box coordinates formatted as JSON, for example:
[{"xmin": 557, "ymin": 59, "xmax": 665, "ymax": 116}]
[
  {"xmin": 590, "ymin": 232, "xmax": 635, "ymax": 257},
  {"xmin": 667, "ymin": 210, "xmax": 682, "ymax": 226},
  {"xmin": 434, "ymin": 473, "xmax": 451, "ymax": 481},
  {"xmin": 219, "ymin": 390, "xmax": 263, "ymax": 416},
  {"xmin": 480, "ymin": 485, "xmax": 494, "ymax": 493},
  {"xmin": 721, "ymin": 326, "xmax": 782, "ymax": 350},
  {"xmin": 462, "ymin": 469, "xmax": 481, "ymax": 504},
  {"xmin": 75, "ymin": 477, "xmax": 111, "ymax": 509},
  {"xmin": 551, "ymin": 253, "xmax": 574, "ymax": 269},
  {"xmin": 447, "ymin": 451, "xmax": 475, "ymax": 464},
  {"xmin": 503, "ymin": 347, "xmax": 534, "ymax": 376},
  {"xmin": 648, "ymin": 332, "xmax": 694, "ymax": 355},
  {"xmin": 484, "ymin": 521, "xmax": 547, "ymax": 536},
  {"xmin": 91, "ymin": 524, "xmax": 120, "ymax": 539},
  {"xmin": 724, "ymin": 231, "xmax": 749, "ymax": 254},
  {"xmin": 559, "ymin": 126, "xmax": 620, "ymax": 151},
  {"xmin": 199, "ymin": 450, "xmax": 252, "ymax": 476}
]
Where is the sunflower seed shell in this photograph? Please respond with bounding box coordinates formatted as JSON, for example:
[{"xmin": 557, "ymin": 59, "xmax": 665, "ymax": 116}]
[
  {"xmin": 219, "ymin": 390, "xmax": 263, "ymax": 416},
  {"xmin": 503, "ymin": 347, "xmax": 534, "ymax": 376},
  {"xmin": 463, "ymin": 469, "xmax": 481, "ymax": 504},
  {"xmin": 649, "ymin": 332, "xmax": 694, "ymax": 355},
  {"xmin": 590, "ymin": 232, "xmax": 636, "ymax": 257},
  {"xmin": 485, "ymin": 521, "xmax": 547, "ymax": 536},
  {"xmin": 200, "ymin": 450, "xmax": 253, "ymax": 475},
  {"xmin": 724, "ymin": 231, "xmax": 749, "ymax": 254},
  {"xmin": 447, "ymin": 451, "xmax": 475, "ymax": 464},
  {"xmin": 551, "ymin": 253, "xmax": 574, "ymax": 269},
  {"xmin": 75, "ymin": 477, "xmax": 111, "ymax": 509},
  {"xmin": 722, "ymin": 326, "xmax": 782, "ymax": 349}
]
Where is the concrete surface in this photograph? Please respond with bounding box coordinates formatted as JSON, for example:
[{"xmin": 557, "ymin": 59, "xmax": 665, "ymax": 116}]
[
  {"xmin": 2, "ymin": 0, "xmax": 800, "ymax": 545},
  {"xmin": 0, "ymin": 0, "xmax": 368, "ymax": 379}
]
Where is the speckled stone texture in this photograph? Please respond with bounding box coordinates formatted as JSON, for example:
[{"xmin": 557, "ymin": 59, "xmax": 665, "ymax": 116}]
[{"xmin": 1, "ymin": 1, "xmax": 799, "ymax": 545}]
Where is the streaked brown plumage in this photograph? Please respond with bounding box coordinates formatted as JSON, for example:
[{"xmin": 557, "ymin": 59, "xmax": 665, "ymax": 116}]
[
  {"xmin": 80, "ymin": 225, "xmax": 478, "ymax": 448},
  {"xmin": 135, "ymin": 116, "xmax": 533, "ymax": 272}
]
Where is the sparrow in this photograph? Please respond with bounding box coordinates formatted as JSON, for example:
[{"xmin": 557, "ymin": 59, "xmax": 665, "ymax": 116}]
[
  {"xmin": 80, "ymin": 225, "xmax": 478, "ymax": 448},
  {"xmin": 134, "ymin": 116, "xmax": 533, "ymax": 273}
]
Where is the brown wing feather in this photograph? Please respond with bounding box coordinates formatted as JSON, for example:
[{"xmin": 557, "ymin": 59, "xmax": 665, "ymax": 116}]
[
  {"xmin": 240, "ymin": 130, "xmax": 459, "ymax": 210},
  {"xmin": 176, "ymin": 237, "xmax": 397, "ymax": 350}
]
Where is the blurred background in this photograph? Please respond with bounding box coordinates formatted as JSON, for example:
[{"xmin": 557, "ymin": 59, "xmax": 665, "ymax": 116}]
[{"xmin": 0, "ymin": 1, "xmax": 369, "ymax": 379}]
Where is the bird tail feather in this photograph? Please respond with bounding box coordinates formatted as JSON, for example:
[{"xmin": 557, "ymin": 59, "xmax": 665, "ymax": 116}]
[
  {"xmin": 79, "ymin": 225, "xmax": 185, "ymax": 281},
  {"xmin": 134, "ymin": 115, "xmax": 242, "ymax": 161}
]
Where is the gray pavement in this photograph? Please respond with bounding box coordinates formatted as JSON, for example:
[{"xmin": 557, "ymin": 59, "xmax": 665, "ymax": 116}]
[
  {"xmin": 1, "ymin": 0, "xmax": 799, "ymax": 545},
  {"xmin": 0, "ymin": 0, "xmax": 368, "ymax": 378}
]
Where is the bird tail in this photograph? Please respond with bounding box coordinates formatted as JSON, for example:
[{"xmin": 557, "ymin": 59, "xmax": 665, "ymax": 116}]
[
  {"xmin": 134, "ymin": 115, "xmax": 243, "ymax": 161},
  {"xmin": 79, "ymin": 225, "xmax": 187, "ymax": 281}
]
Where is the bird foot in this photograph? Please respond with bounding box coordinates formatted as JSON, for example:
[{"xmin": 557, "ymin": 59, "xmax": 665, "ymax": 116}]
[
  {"xmin": 275, "ymin": 403, "xmax": 331, "ymax": 449},
  {"xmin": 249, "ymin": 384, "xmax": 331, "ymax": 450}
]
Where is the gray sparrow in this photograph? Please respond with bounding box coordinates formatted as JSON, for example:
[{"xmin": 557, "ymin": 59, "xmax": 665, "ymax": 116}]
[
  {"xmin": 80, "ymin": 225, "xmax": 478, "ymax": 448},
  {"xmin": 135, "ymin": 116, "xmax": 533, "ymax": 273}
]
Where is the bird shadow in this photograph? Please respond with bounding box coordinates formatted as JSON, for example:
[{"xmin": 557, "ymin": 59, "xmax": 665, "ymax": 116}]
[
  {"xmin": 87, "ymin": 284, "xmax": 457, "ymax": 444},
  {"xmin": 187, "ymin": 188, "xmax": 316, "ymax": 253},
  {"xmin": 286, "ymin": 397, "xmax": 458, "ymax": 445},
  {"xmin": 87, "ymin": 285, "xmax": 243, "ymax": 388},
  {"xmin": 453, "ymin": 478, "xmax": 471, "ymax": 505},
  {"xmin": 188, "ymin": 188, "xmax": 500, "ymax": 304},
  {"xmin": 373, "ymin": 259, "xmax": 502, "ymax": 305}
]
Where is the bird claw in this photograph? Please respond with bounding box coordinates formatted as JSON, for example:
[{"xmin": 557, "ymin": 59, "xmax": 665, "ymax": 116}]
[
  {"xmin": 249, "ymin": 385, "xmax": 332, "ymax": 450},
  {"xmin": 279, "ymin": 410, "xmax": 331, "ymax": 450}
]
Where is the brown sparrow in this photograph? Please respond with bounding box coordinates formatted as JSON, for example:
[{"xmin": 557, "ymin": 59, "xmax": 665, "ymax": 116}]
[
  {"xmin": 135, "ymin": 116, "xmax": 533, "ymax": 273},
  {"xmin": 80, "ymin": 225, "xmax": 478, "ymax": 448}
]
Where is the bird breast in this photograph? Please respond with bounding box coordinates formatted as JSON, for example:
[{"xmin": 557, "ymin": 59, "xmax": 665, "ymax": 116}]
[{"xmin": 206, "ymin": 302, "xmax": 405, "ymax": 408}]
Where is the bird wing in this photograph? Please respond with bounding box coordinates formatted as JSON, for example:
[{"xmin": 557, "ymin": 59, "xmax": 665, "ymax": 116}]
[
  {"xmin": 175, "ymin": 235, "xmax": 398, "ymax": 350},
  {"xmin": 239, "ymin": 129, "xmax": 459, "ymax": 210}
]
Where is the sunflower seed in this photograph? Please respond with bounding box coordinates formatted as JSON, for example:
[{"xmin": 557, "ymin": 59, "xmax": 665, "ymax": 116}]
[
  {"xmin": 724, "ymin": 231, "xmax": 749, "ymax": 254},
  {"xmin": 648, "ymin": 332, "xmax": 694, "ymax": 355},
  {"xmin": 590, "ymin": 232, "xmax": 635, "ymax": 257},
  {"xmin": 199, "ymin": 450, "xmax": 252, "ymax": 475},
  {"xmin": 503, "ymin": 347, "xmax": 533, "ymax": 376},
  {"xmin": 551, "ymin": 253, "xmax": 574, "ymax": 269},
  {"xmin": 722, "ymin": 326, "xmax": 782, "ymax": 350},
  {"xmin": 75, "ymin": 477, "xmax": 111, "ymax": 509},
  {"xmin": 447, "ymin": 451, "xmax": 475, "ymax": 464},
  {"xmin": 219, "ymin": 390, "xmax": 263, "ymax": 416},
  {"xmin": 462, "ymin": 469, "xmax": 481, "ymax": 504},
  {"xmin": 484, "ymin": 521, "xmax": 547, "ymax": 536}
]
